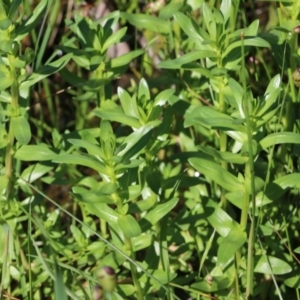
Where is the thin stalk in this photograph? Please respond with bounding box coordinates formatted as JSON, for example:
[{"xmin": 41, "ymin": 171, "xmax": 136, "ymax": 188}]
[
  {"xmin": 125, "ymin": 236, "xmax": 144, "ymax": 300},
  {"xmin": 111, "ymin": 171, "xmax": 144, "ymax": 300},
  {"xmin": 217, "ymin": 57, "xmax": 228, "ymax": 208},
  {"xmin": 35, "ymin": 0, "xmax": 60, "ymax": 69},
  {"xmin": 5, "ymin": 58, "xmax": 19, "ymax": 202},
  {"xmin": 241, "ymin": 33, "xmax": 256, "ymax": 297},
  {"xmin": 159, "ymin": 217, "xmax": 173, "ymax": 300}
]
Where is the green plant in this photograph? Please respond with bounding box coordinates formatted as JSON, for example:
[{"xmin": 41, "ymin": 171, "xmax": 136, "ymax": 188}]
[{"xmin": 1, "ymin": 0, "xmax": 300, "ymax": 299}]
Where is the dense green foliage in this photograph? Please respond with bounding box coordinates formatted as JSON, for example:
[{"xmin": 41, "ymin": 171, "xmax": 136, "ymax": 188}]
[{"xmin": 1, "ymin": 0, "xmax": 300, "ymax": 299}]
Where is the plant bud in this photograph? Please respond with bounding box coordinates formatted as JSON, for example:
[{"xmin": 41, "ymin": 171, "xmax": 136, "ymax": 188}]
[
  {"xmin": 294, "ymin": 25, "xmax": 300, "ymax": 33},
  {"xmin": 97, "ymin": 266, "xmax": 117, "ymax": 293},
  {"xmin": 293, "ymin": 67, "xmax": 300, "ymax": 87}
]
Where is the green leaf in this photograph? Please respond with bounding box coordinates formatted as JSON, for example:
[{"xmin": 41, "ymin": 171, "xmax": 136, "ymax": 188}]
[
  {"xmin": 18, "ymin": 163, "xmax": 53, "ymax": 184},
  {"xmin": 102, "ymin": 27, "xmax": 127, "ymax": 52},
  {"xmin": 85, "ymin": 203, "xmax": 119, "ymax": 224},
  {"xmin": 53, "ymin": 154, "xmax": 108, "ymax": 174},
  {"xmin": 284, "ymin": 276, "xmax": 300, "ymax": 289},
  {"xmin": 223, "ymin": 36, "xmax": 270, "ymax": 69},
  {"xmin": 68, "ymin": 139, "xmax": 106, "ymax": 160},
  {"xmin": 54, "ymin": 260, "xmax": 68, "ymax": 300},
  {"xmin": 146, "ymin": 169, "xmax": 162, "ymax": 195},
  {"xmin": 259, "ymin": 132, "xmax": 300, "ymax": 149},
  {"xmin": 202, "ymin": 3, "xmax": 217, "ymax": 41},
  {"xmin": 14, "ymin": 144, "xmax": 57, "ymax": 161},
  {"xmin": 0, "ymin": 65, "xmax": 13, "ymax": 90},
  {"xmin": 117, "ymin": 123, "xmax": 158, "ymax": 159},
  {"xmin": 106, "ymin": 50, "xmax": 144, "ymax": 69},
  {"xmin": 217, "ymin": 228, "xmax": 247, "ymax": 266},
  {"xmin": 132, "ymin": 235, "xmax": 152, "ymax": 251},
  {"xmin": 94, "ymin": 101, "xmax": 141, "ymax": 129},
  {"xmin": 15, "ymin": 0, "xmax": 48, "ymax": 39},
  {"xmin": 11, "ymin": 115, "xmax": 31, "ymax": 145},
  {"xmin": 120, "ymin": 12, "xmax": 170, "ymax": 34},
  {"xmin": 138, "ymin": 78, "xmax": 150, "ymax": 102},
  {"xmin": 158, "ymin": 51, "xmax": 217, "ymax": 69},
  {"xmin": 220, "ymin": 0, "xmax": 231, "ymax": 23},
  {"xmin": 254, "ymin": 255, "xmax": 292, "ymax": 275},
  {"xmin": 72, "ymin": 186, "xmax": 115, "ymax": 204},
  {"xmin": 140, "ymin": 198, "xmax": 179, "ymax": 231},
  {"xmin": 256, "ymin": 173, "xmax": 300, "ymax": 205},
  {"xmin": 191, "ymin": 276, "xmax": 231, "ymax": 293},
  {"xmin": 189, "ymin": 158, "xmax": 243, "ymax": 192},
  {"xmin": 20, "ymin": 53, "xmax": 73, "ymax": 90},
  {"xmin": 184, "ymin": 106, "xmax": 246, "ymax": 133},
  {"xmin": 118, "ymin": 87, "xmax": 140, "ymax": 119},
  {"xmin": 173, "ymin": 12, "xmax": 206, "ymax": 49},
  {"xmin": 0, "ymin": 19, "xmax": 12, "ymax": 30},
  {"xmin": 205, "ymin": 199, "xmax": 241, "ymax": 237},
  {"xmin": 154, "ymin": 89, "xmax": 175, "ymax": 106},
  {"xmin": 118, "ymin": 214, "xmax": 141, "ymax": 238},
  {"xmin": 197, "ymin": 145, "xmax": 248, "ymax": 164},
  {"xmin": 70, "ymin": 225, "xmax": 86, "ymax": 247},
  {"xmin": 294, "ymin": 247, "xmax": 300, "ymax": 254},
  {"xmin": 0, "ymin": 175, "xmax": 9, "ymax": 193},
  {"xmin": 159, "ymin": 2, "xmax": 183, "ymax": 19}
]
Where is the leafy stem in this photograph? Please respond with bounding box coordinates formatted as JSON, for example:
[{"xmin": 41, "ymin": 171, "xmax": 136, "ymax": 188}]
[{"xmin": 241, "ymin": 32, "xmax": 256, "ymax": 297}]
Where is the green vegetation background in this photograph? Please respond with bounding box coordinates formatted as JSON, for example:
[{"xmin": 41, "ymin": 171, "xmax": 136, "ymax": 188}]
[{"xmin": 1, "ymin": 0, "xmax": 300, "ymax": 299}]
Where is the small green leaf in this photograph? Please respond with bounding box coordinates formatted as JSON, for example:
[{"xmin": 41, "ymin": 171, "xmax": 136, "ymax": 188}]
[
  {"xmin": 191, "ymin": 276, "xmax": 231, "ymax": 293},
  {"xmin": 117, "ymin": 123, "xmax": 158, "ymax": 162},
  {"xmin": 15, "ymin": 0, "xmax": 48, "ymax": 39},
  {"xmin": 121, "ymin": 12, "xmax": 170, "ymax": 34},
  {"xmin": 256, "ymin": 173, "xmax": 300, "ymax": 205},
  {"xmin": 20, "ymin": 53, "xmax": 73, "ymax": 90},
  {"xmin": 284, "ymin": 276, "xmax": 300, "ymax": 289},
  {"xmin": 205, "ymin": 199, "xmax": 241, "ymax": 237},
  {"xmin": 70, "ymin": 225, "xmax": 86, "ymax": 248},
  {"xmin": 107, "ymin": 50, "xmax": 144, "ymax": 69},
  {"xmin": 140, "ymin": 198, "xmax": 179, "ymax": 231},
  {"xmin": 53, "ymin": 154, "xmax": 107, "ymax": 174},
  {"xmin": 184, "ymin": 106, "xmax": 246, "ymax": 132},
  {"xmin": 15, "ymin": 144, "xmax": 57, "ymax": 161},
  {"xmin": 294, "ymin": 247, "xmax": 300, "ymax": 254},
  {"xmin": 217, "ymin": 228, "xmax": 247, "ymax": 266},
  {"xmin": 154, "ymin": 89, "xmax": 175, "ymax": 106},
  {"xmin": 102, "ymin": 27, "xmax": 127, "ymax": 52},
  {"xmin": 220, "ymin": 0, "xmax": 231, "ymax": 23},
  {"xmin": 118, "ymin": 215, "xmax": 141, "ymax": 238},
  {"xmin": 94, "ymin": 101, "xmax": 141, "ymax": 129},
  {"xmin": 85, "ymin": 203, "xmax": 119, "ymax": 224},
  {"xmin": 18, "ymin": 163, "xmax": 53, "ymax": 184},
  {"xmin": 159, "ymin": 2, "xmax": 183, "ymax": 19},
  {"xmin": 173, "ymin": 12, "xmax": 205, "ymax": 49},
  {"xmin": 189, "ymin": 158, "xmax": 243, "ymax": 192},
  {"xmin": 254, "ymin": 255, "xmax": 292, "ymax": 275},
  {"xmin": 259, "ymin": 132, "xmax": 300, "ymax": 149},
  {"xmin": 138, "ymin": 78, "xmax": 150, "ymax": 102},
  {"xmin": 68, "ymin": 139, "xmax": 105, "ymax": 160},
  {"xmin": 202, "ymin": 3, "xmax": 217, "ymax": 40},
  {"xmin": 0, "ymin": 18, "xmax": 12, "ymax": 30},
  {"xmin": 118, "ymin": 87, "xmax": 140, "ymax": 119},
  {"xmin": 158, "ymin": 50, "xmax": 217, "ymax": 69},
  {"xmin": 11, "ymin": 115, "xmax": 31, "ymax": 145},
  {"xmin": 197, "ymin": 145, "xmax": 248, "ymax": 164}
]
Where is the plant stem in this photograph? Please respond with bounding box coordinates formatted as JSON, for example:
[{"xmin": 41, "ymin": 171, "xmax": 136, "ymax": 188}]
[
  {"xmin": 217, "ymin": 59, "xmax": 228, "ymax": 209},
  {"xmin": 5, "ymin": 58, "xmax": 19, "ymax": 202},
  {"xmin": 124, "ymin": 236, "xmax": 144, "ymax": 300},
  {"xmin": 241, "ymin": 33, "xmax": 256, "ymax": 297}
]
